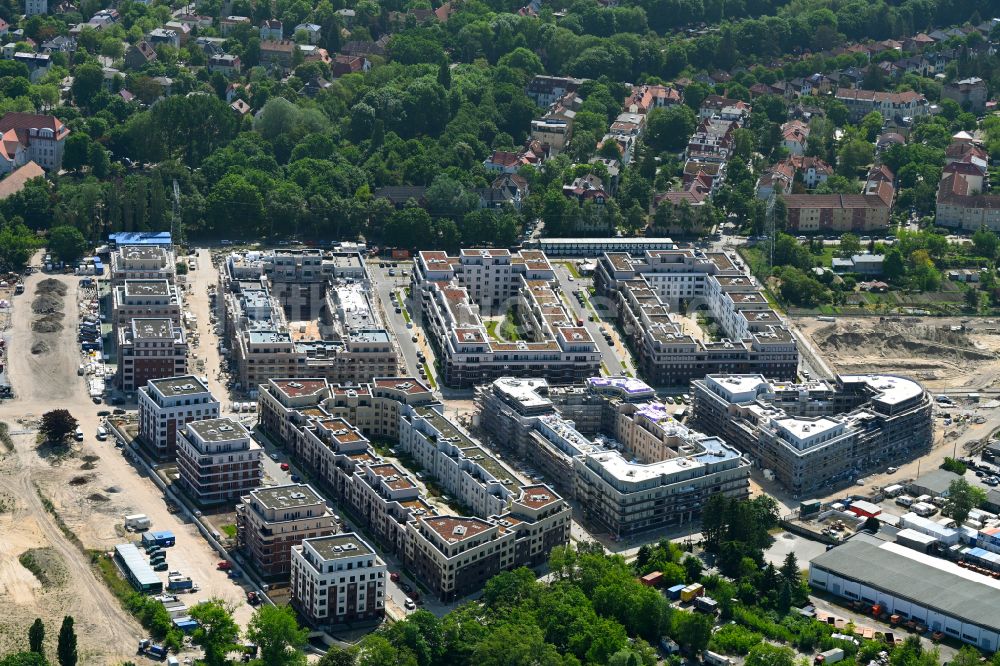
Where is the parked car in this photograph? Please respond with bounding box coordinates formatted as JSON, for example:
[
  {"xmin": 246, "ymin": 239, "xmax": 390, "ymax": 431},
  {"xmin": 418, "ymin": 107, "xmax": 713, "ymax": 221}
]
[
  {"xmin": 401, "ymin": 582, "xmax": 412, "ymax": 593},
  {"xmin": 390, "ymin": 572, "xmax": 400, "ymax": 582},
  {"xmin": 269, "ymin": 453, "xmax": 279, "ymax": 461},
  {"xmin": 290, "ymin": 474, "xmax": 301, "ymax": 483},
  {"xmin": 404, "ymin": 599, "xmax": 416, "ymax": 610},
  {"xmin": 280, "ymin": 463, "xmax": 290, "ymax": 471},
  {"xmin": 217, "ymin": 561, "xmax": 232, "ymax": 571}
]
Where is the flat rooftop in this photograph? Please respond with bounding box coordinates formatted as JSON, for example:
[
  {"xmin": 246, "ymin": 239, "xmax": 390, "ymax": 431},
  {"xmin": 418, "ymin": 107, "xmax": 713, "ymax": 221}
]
[
  {"xmin": 187, "ymin": 418, "xmax": 249, "ymax": 442},
  {"xmin": 250, "ymin": 483, "xmax": 324, "ymax": 510},
  {"xmin": 306, "ymin": 533, "xmax": 374, "ymax": 560},
  {"xmin": 811, "ymin": 533, "xmax": 1000, "ymax": 631},
  {"xmin": 842, "ymin": 374, "xmax": 924, "ymax": 406},
  {"xmin": 271, "ymin": 378, "xmax": 328, "ymax": 399},
  {"xmin": 131, "ymin": 318, "xmax": 175, "ymax": 339},
  {"xmin": 118, "ymin": 245, "xmax": 167, "ymax": 261},
  {"xmin": 422, "ymin": 516, "xmax": 493, "ymax": 544},
  {"xmin": 149, "ymin": 375, "xmax": 210, "ymax": 396},
  {"xmin": 124, "ymin": 280, "xmax": 171, "ymax": 296}
]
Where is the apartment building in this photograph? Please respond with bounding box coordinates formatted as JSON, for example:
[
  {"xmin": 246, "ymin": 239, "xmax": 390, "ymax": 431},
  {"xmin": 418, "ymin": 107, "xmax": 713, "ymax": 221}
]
[
  {"xmin": 137, "ymin": 375, "xmax": 219, "ymax": 460},
  {"xmin": 236, "ymin": 484, "xmax": 337, "ymax": 579},
  {"xmin": 594, "ymin": 249, "xmax": 798, "ymax": 387},
  {"xmin": 936, "ymin": 134, "xmax": 1000, "ymax": 231},
  {"xmin": 691, "ymin": 374, "xmax": 933, "ymax": 495},
  {"xmin": 291, "ymin": 533, "xmax": 386, "ymax": 626},
  {"xmin": 176, "ymin": 418, "xmax": 262, "ymax": 505},
  {"xmin": 257, "ymin": 377, "xmax": 434, "ymax": 447},
  {"xmin": 783, "ymin": 182, "xmax": 895, "ymax": 232},
  {"xmin": 220, "ymin": 249, "xmax": 397, "ymax": 391},
  {"xmin": 257, "ymin": 376, "xmax": 572, "ymax": 601},
  {"xmin": 476, "ymin": 376, "xmax": 750, "ymax": 538},
  {"xmin": 407, "ymin": 484, "xmax": 572, "ymax": 600},
  {"xmin": 112, "ymin": 279, "xmax": 182, "ymax": 329},
  {"xmin": 109, "ymin": 245, "xmax": 176, "ymax": 285},
  {"xmin": 411, "ymin": 248, "xmax": 601, "ymax": 388},
  {"xmin": 116, "ymin": 318, "xmax": 188, "ymax": 392},
  {"xmin": 834, "ymin": 88, "xmax": 929, "ymax": 121}
]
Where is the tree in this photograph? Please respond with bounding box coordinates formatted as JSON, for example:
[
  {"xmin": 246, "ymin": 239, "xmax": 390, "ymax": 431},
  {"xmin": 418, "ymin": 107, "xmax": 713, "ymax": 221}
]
[
  {"xmin": 56, "ymin": 617, "xmax": 76, "ymax": 666},
  {"xmin": 883, "ymin": 247, "xmax": 905, "ymax": 282},
  {"xmin": 778, "ymin": 552, "xmax": 799, "ymax": 586},
  {"xmin": 670, "ymin": 610, "xmax": 712, "ymax": 654},
  {"xmin": 62, "ymin": 134, "xmax": 92, "ymax": 173},
  {"xmin": 246, "ymin": 605, "xmax": 308, "ymax": 666},
  {"xmin": 39, "ymin": 410, "xmax": 78, "ymax": 445},
  {"xmin": 71, "ymin": 63, "xmax": 103, "ymax": 108},
  {"xmin": 317, "ymin": 647, "xmax": 356, "ymax": 666},
  {"xmin": 838, "ymin": 233, "xmax": 861, "ymax": 258},
  {"xmin": 946, "ymin": 478, "xmax": 986, "ymax": 523},
  {"xmin": 47, "ymin": 226, "xmax": 87, "ymax": 264},
  {"xmin": 28, "ymin": 619, "xmax": 44, "ymax": 654},
  {"xmin": 745, "ymin": 643, "xmax": 796, "ymax": 666},
  {"xmin": 838, "ymin": 138, "xmax": 874, "ymax": 176},
  {"xmin": 189, "ymin": 599, "xmax": 241, "ymax": 666},
  {"xmin": 972, "ymin": 226, "xmax": 999, "ymax": 260},
  {"xmin": 645, "ymin": 106, "xmax": 697, "ymax": 152}
]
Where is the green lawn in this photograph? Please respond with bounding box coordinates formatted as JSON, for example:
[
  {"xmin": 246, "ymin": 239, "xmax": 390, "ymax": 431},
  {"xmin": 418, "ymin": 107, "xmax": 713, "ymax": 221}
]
[{"xmin": 220, "ymin": 524, "xmax": 237, "ymax": 539}]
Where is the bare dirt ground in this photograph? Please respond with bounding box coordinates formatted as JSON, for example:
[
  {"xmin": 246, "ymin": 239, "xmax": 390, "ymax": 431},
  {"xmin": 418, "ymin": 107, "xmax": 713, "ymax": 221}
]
[
  {"xmin": 0, "ymin": 258, "xmax": 252, "ymax": 664},
  {"xmin": 796, "ymin": 315, "xmax": 1000, "ymax": 390}
]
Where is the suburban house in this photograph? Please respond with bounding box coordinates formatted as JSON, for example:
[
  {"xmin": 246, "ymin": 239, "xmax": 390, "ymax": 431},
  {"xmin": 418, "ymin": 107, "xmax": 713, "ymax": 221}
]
[{"xmin": 260, "ymin": 40, "xmax": 297, "ymax": 71}]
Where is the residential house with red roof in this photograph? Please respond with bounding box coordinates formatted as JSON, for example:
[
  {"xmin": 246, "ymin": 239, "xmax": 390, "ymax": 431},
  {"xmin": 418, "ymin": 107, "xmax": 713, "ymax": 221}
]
[{"xmin": 0, "ymin": 112, "xmax": 69, "ymax": 172}]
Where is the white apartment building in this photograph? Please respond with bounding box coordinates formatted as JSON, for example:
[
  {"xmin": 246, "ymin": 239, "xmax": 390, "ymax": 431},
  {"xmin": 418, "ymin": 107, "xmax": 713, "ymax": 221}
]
[
  {"xmin": 25, "ymin": 0, "xmax": 47, "ymax": 15},
  {"xmin": 176, "ymin": 418, "xmax": 262, "ymax": 505},
  {"xmin": 109, "ymin": 245, "xmax": 176, "ymax": 285},
  {"xmin": 412, "ymin": 248, "xmax": 601, "ymax": 388},
  {"xmin": 112, "ymin": 279, "xmax": 182, "ymax": 329},
  {"xmin": 476, "ymin": 376, "xmax": 750, "ymax": 538},
  {"xmin": 692, "ymin": 374, "xmax": 933, "ymax": 495},
  {"xmin": 138, "ymin": 375, "xmax": 219, "ymax": 460},
  {"xmin": 291, "ymin": 532, "xmax": 386, "ymax": 626}
]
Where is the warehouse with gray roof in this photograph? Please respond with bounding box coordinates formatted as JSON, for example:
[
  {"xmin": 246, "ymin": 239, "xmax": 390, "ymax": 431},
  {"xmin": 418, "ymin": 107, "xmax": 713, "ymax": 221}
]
[{"xmin": 809, "ymin": 533, "xmax": 1000, "ymax": 651}]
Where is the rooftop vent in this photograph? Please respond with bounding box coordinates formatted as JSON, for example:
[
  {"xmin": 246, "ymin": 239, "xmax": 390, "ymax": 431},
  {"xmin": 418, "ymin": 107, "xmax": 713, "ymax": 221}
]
[{"xmin": 452, "ymin": 525, "xmax": 467, "ymax": 536}]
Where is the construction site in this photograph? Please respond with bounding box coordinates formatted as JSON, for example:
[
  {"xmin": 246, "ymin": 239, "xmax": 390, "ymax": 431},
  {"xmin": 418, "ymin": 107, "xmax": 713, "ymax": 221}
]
[{"xmin": 796, "ymin": 316, "xmax": 1000, "ymax": 391}]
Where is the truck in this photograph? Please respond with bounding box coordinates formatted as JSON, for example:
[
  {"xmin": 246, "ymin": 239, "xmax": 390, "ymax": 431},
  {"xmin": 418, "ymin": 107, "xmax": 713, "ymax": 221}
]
[
  {"xmin": 883, "ymin": 484, "xmax": 904, "ymax": 498},
  {"xmin": 815, "ymin": 649, "xmax": 845, "ymax": 665},
  {"xmin": 125, "ymin": 514, "xmax": 150, "ymax": 531},
  {"xmin": 704, "ymin": 651, "xmax": 734, "ymax": 666}
]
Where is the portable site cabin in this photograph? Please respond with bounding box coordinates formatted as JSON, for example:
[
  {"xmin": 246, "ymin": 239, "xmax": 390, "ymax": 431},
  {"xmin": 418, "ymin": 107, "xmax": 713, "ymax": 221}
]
[{"xmin": 141, "ymin": 530, "xmax": 176, "ymax": 548}]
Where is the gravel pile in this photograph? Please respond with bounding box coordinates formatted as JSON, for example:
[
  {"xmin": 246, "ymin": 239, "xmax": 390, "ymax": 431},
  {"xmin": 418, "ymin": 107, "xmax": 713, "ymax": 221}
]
[{"xmin": 35, "ymin": 279, "xmax": 67, "ymax": 296}]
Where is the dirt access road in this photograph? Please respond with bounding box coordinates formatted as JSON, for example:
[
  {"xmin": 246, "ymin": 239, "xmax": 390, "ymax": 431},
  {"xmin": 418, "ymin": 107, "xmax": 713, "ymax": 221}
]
[
  {"xmin": 0, "ymin": 268, "xmax": 143, "ymax": 663},
  {"xmin": 0, "ymin": 262, "xmax": 252, "ymax": 663}
]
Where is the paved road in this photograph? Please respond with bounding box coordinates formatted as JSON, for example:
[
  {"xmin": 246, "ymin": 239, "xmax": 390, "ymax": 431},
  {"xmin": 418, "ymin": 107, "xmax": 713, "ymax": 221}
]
[
  {"xmin": 367, "ymin": 260, "xmax": 433, "ymax": 385},
  {"xmin": 550, "ymin": 262, "xmax": 637, "ymax": 377}
]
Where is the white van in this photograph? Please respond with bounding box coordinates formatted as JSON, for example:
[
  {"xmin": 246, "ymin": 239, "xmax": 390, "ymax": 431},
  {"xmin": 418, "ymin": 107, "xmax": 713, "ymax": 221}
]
[
  {"xmin": 96, "ymin": 426, "xmax": 107, "ymax": 441},
  {"xmin": 74, "ymin": 427, "xmax": 84, "ymax": 442},
  {"xmin": 895, "ymin": 495, "xmax": 914, "ymax": 507}
]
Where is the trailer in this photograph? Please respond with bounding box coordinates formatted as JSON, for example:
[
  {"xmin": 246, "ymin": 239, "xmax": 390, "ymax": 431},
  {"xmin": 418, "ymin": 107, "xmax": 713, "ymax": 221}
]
[
  {"xmin": 704, "ymin": 650, "xmax": 734, "ymax": 666},
  {"xmin": 125, "ymin": 514, "xmax": 150, "ymax": 531},
  {"xmin": 640, "ymin": 571, "xmax": 663, "ymax": 587},
  {"xmin": 666, "ymin": 584, "xmax": 685, "ymax": 601},
  {"xmin": 694, "ymin": 596, "xmax": 719, "ymax": 614},
  {"xmin": 815, "ymin": 648, "xmax": 845, "ymax": 665},
  {"xmin": 680, "ymin": 583, "xmax": 704, "ymax": 602},
  {"xmin": 166, "ymin": 576, "xmax": 193, "ymax": 592},
  {"xmin": 141, "ymin": 530, "xmax": 176, "ymax": 548}
]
